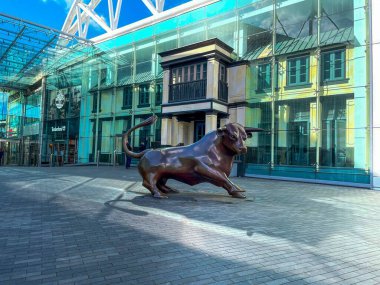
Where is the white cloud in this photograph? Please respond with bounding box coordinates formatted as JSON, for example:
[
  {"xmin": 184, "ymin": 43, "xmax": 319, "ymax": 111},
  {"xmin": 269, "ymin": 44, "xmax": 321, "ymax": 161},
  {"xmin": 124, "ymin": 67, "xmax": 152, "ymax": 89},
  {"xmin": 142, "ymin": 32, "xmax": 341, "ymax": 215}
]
[{"xmin": 40, "ymin": 0, "xmax": 75, "ymax": 11}]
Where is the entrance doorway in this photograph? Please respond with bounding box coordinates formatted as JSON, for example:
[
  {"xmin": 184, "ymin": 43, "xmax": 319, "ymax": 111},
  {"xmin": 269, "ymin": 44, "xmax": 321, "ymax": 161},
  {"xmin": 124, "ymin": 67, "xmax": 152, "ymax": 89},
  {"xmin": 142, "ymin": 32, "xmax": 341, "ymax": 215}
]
[
  {"xmin": 194, "ymin": 120, "xmax": 205, "ymax": 142},
  {"xmin": 52, "ymin": 142, "xmax": 65, "ymax": 166}
]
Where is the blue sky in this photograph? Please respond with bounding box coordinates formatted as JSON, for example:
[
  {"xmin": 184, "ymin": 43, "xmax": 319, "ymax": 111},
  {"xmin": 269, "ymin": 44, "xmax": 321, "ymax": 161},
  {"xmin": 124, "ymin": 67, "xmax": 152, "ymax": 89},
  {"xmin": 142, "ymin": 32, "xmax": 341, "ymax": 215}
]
[{"xmin": 1, "ymin": 0, "xmax": 190, "ymax": 38}]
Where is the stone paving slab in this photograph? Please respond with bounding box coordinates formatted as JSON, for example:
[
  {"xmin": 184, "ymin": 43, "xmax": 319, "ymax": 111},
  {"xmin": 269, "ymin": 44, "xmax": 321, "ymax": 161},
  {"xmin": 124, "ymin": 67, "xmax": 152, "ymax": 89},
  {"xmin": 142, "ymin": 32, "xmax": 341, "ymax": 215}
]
[{"xmin": 0, "ymin": 166, "xmax": 380, "ymax": 284}]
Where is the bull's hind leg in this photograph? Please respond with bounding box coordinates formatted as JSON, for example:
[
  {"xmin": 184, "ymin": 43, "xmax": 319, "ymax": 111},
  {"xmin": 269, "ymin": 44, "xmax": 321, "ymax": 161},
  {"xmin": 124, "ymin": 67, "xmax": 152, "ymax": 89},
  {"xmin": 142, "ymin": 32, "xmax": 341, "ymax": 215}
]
[
  {"xmin": 157, "ymin": 178, "xmax": 179, "ymax": 194},
  {"xmin": 146, "ymin": 173, "xmax": 167, "ymax": 199}
]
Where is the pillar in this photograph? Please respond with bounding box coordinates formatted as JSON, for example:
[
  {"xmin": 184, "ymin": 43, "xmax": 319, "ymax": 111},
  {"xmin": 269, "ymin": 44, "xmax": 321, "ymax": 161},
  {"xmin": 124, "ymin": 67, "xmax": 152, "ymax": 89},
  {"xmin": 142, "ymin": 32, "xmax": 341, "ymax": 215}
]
[
  {"xmin": 38, "ymin": 77, "xmax": 47, "ymax": 167},
  {"xmin": 161, "ymin": 116, "xmax": 172, "ymax": 146},
  {"xmin": 162, "ymin": 68, "xmax": 170, "ymax": 104},
  {"xmin": 205, "ymin": 112, "xmax": 218, "ymax": 134},
  {"xmin": 206, "ymin": 59, "xmax": 219, "ymax": 100},
  {"xmin": 371, "ymin": 0, "xmax": 380, "ymax": 188},
  {"xmin": 177, "ymin": 121, "xmax": 185, "ymax": 145},
  {"xmin": 353, "ymin": 0, "xmax": 369, "ymax": 169}
]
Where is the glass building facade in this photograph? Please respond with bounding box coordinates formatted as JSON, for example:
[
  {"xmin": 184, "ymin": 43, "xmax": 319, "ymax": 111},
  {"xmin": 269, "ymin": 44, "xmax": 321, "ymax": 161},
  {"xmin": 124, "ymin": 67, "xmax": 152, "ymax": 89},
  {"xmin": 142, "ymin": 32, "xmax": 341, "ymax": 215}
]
[{"xmin": 0, "ymin": 0, "xmax": 374, "ymax": 186}]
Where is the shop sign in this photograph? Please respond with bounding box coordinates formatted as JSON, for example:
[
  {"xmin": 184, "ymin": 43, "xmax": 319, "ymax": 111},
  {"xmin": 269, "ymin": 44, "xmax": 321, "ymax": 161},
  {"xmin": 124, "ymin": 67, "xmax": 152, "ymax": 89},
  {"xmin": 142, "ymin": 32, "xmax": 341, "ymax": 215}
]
[{"xmin": 52, "ymin": 126, "xmax": 66, "ymax": 132}]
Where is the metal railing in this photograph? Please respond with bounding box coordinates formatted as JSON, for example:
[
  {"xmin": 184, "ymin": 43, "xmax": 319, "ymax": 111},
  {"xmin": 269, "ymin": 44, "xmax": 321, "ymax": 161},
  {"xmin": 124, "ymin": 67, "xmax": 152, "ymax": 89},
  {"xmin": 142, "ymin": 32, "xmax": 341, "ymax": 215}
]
[{"xmin": 168, "ymin": 79, "xmax": 206, "ymax": 103}]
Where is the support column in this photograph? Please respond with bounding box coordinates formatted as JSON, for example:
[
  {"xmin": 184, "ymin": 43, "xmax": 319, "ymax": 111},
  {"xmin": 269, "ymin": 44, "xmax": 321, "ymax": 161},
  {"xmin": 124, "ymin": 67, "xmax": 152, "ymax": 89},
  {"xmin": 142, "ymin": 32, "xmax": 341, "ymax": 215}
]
[
  {"xmin": 161, "ymin": 116, "xmax": 172, "ymax": 146},
  {"xmin": 171, "ymin": 116, "xmax": 179, "ymax": 146},
  {"xmin": 162, "ymin": 68, "xmax": 170, "ymax": 104},
  {"xmin": 206, "ymin": 59, "xmax": 219, "ymax": 100},
  {"xmin": 315, "ymin": 0, "xmax": 322, "ymax": 171},
  {"xmin": 205, "ymin": 112, "xmax": 218, "ymax": 134},
  {"xmin": 94, "ymin": 64, "xmax": 101, "ymax": 163},
  {"xmin": 353, "ymin": 0, "xmax": 369, "ymax": 170},
  {"xmin": 38, "ymin": 77, "xmax": 47, "ymax": 167},
  {"xmin": 371, "ymin": 0, "xmax": 380, "ymax": 188},
  {"xmin": 270, "ymin": 0, "xmax": 277, "ymax": 169},
  {"xmin": 177, "ymin": 121, "xmax": 185, "ymax": 145}
]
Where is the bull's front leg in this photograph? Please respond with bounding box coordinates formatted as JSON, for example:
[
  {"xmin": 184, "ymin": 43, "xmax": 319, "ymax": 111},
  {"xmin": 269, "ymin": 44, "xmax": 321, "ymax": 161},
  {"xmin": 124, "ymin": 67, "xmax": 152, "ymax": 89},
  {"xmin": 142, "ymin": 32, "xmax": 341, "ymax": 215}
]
[{"xmin": 194, "ymin": 163, "xmax": 246, "ymax": 198}]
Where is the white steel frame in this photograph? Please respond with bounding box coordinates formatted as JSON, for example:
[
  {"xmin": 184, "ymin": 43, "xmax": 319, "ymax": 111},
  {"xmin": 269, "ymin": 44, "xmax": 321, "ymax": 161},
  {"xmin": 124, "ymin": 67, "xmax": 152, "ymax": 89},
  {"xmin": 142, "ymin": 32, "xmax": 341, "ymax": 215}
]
[
  {"xmin": 60, "ymin": 0, "xmax": 219, "ymax": 44},
  {"xmin": 61, "ymin": 0, "xmax": 165, "ymax": 39}
]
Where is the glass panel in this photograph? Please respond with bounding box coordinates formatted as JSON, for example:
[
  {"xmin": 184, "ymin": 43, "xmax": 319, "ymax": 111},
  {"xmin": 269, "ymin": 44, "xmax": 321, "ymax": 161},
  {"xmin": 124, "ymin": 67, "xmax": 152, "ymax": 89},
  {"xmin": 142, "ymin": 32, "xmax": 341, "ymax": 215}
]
[
  {"xmin": 275, "ymin": 99, "xmax": 314, "ymax": 167},
  {"xmin": 179, "ymin": 22, "xmax": 206, "ymax": 47},
  {"xmin": 207, "ymin": 11, "xmax": 237, "ymax": 50},
  {"xmin": 320, "ymin": 95, "xmax": 353, "ymax": 167}
]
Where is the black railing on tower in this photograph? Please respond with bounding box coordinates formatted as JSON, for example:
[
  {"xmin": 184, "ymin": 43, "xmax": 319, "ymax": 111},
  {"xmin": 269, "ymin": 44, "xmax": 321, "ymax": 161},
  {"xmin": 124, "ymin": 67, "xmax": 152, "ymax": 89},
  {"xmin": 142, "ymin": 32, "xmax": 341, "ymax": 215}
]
[{"xmin": 169, "ymin": 79, "xmax": 206, "ymax": 103}]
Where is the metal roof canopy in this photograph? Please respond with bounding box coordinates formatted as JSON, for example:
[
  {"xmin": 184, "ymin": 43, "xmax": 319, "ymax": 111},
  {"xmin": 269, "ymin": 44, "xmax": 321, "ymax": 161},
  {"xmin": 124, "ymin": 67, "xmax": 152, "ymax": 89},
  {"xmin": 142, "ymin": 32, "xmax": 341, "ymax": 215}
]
[{"xmin": 0, "ymin": 13, "xmax": 94, "ymax": 91}]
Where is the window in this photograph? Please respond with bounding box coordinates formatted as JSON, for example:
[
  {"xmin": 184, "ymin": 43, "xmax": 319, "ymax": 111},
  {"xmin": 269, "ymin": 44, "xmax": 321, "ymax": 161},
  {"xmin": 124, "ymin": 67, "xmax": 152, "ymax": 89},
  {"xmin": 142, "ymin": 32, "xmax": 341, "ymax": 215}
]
[
  {"xmin": 257, "ymin": 62, "xmax": 278, "ymax": 91},
  {"xmin": 139, "ymin": 84, "xmax": 150, "ymax": 107},
  {"xmin": 202, "ymin": 63, "xmax": 207, "ymax": 80},
  {"xmin": 171, "ymin": 69, "xmax": 177, "ymax": 84},
  {"xmin": 322, "ymin": 49, "xmax": 345, "ymax": 82},
  {"xmin": 184, "ymin": 68, "xmax": 188, "ymax": 82},
  {"xmin": 123, "ymin": 86, "xmax": 133, "ymax": 108},
  {"xmin": 257, "ymin": 63, "xmax": 271, "ymax": 90},
  {"xmin": 100, "ymin": 68, "xmax": 112, "ymax": 85},
  {"xmin": 190, "ymin": 65, "xmax": 194, "ymax": 81},
  {"xmin": 196, "ymin": 64, "xmax": 201, "ymax": 80},
  {"xmin": 92, "ymin": 92, "xmax": 100, "ymax": 113},
  {"xmin": 219, "ymin": 64, "xmax": 226, "ymax": 82},
  {"xmin": 171, "ymin": 63, "xmax": 207, "ymax": 85},
  {"xmin": 178, "ymin": 68, "xmax": 183, "ymax": 83},
  {"xmin": 155, "ymin": 83, "xmax": 162, "ymax": 105},
  {"xmin": 287, "ymin": 56, "xmax": 309, "ymax": 86}
]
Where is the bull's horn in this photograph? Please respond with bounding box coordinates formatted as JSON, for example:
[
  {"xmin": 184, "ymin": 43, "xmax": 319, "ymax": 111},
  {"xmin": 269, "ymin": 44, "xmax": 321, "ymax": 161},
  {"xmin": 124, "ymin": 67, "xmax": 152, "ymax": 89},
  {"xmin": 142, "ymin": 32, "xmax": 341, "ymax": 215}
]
[{"xmin": 244, "ymin": 127, "xmax": 264, "ymax": 133}]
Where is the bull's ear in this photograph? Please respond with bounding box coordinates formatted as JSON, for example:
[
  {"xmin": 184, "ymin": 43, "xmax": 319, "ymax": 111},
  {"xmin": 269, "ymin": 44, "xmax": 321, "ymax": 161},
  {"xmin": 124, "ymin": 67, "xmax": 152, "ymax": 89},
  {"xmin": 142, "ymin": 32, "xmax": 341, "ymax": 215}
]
[{"xmin": 217, "ymin": 127, "xmax": 226, "ymax": 137}]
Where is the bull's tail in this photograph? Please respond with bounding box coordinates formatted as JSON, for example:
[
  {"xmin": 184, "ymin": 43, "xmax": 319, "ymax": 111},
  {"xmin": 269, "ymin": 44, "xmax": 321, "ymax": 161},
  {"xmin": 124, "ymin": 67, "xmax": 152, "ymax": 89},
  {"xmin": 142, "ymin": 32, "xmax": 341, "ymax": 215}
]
[{"xmin": 123, "ymin": 115, "xmax": 158, "ymax": 159}]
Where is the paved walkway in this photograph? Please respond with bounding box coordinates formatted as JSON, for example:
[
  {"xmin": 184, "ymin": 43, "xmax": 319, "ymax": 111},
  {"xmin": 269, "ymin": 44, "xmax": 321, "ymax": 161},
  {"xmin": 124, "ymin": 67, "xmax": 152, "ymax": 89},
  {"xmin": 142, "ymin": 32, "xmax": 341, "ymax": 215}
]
[{"xmin": 0, "ymin": 166, "xmax": 380, "ymax": 285}]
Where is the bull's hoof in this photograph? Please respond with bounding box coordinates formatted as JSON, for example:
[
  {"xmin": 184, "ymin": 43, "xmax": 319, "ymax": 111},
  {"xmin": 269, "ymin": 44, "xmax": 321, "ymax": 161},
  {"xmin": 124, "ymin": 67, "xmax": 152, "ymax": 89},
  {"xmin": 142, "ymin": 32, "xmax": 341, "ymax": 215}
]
[
  {"xmin": 153, "ymin": 192, "xmax": 168, "ymax": 199},
  {"xmin": 231, "ymin": 191, "xmax": 246, "ymax": 199}
]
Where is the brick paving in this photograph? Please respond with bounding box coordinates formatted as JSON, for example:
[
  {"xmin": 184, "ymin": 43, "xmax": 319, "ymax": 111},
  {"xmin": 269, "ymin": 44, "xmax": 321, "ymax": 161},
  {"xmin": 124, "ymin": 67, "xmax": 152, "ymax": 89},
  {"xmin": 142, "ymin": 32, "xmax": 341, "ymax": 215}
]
[{"xmin": 0, "ymin": 166, "xmax": 380, "ymax": 285}]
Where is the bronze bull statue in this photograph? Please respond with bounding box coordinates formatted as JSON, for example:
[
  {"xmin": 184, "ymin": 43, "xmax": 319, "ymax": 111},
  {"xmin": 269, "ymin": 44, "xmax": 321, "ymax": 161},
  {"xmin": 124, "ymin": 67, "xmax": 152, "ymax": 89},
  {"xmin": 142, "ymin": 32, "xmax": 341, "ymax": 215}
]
[{"xmin": 123, "ymin": 115, "xmax": 263, "ymax": 199}]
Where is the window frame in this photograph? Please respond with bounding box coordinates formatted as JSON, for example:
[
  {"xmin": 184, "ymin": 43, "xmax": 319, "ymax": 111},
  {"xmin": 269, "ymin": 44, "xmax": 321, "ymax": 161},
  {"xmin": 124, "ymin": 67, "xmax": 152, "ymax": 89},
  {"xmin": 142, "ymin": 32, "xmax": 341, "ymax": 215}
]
[
  {"xmin": 138, "ymin": 84, "xmax": 150, "ymax": 107},
  {"xmin": 321, "ymin": 48, "xmax": 346, "ymax": 83},
  {"xmin": 122, "ymin": 86, "xmax": 133, "ymax": 109},
  {"xmin": 286, "ymin": 55, "xmax": 310, "ymax": 86},
  {"xmin": 256, "ymin": 61, "xmax": 279, "ymax": 92},
  {"xmin": 155, "ymin": 83, "xmax": 162, "ymax": 105},
  {"xmin": 170, "ymin": 62, "xmax": 208, "ymax": 85}
]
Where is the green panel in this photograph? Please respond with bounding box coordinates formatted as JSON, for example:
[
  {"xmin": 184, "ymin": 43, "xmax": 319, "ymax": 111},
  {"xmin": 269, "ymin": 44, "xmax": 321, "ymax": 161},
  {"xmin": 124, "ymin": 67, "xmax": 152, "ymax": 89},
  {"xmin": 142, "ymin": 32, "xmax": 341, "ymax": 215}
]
[
  {"xmin": 271, "ymin": 166, "xmax": 316, "ymax": 180},
  {"xmin": 316, "ymin": 168, "xmax": 370, "ymax": 184}
]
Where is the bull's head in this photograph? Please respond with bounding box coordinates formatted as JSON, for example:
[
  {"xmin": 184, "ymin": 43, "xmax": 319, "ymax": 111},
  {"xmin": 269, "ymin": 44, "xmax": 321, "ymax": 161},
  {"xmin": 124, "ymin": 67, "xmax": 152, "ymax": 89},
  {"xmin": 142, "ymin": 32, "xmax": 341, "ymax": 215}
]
[{"xmin": 217, "ymin": 123, "xmax": 264, "ymax": 155}]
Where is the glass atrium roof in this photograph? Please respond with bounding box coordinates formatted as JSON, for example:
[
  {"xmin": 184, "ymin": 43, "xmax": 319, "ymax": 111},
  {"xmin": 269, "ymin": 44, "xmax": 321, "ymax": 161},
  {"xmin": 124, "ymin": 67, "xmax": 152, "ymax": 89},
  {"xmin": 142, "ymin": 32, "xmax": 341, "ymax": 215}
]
[{"xmin": 0, "ymin": 13, "xmax": 96, "ymax": 91}]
